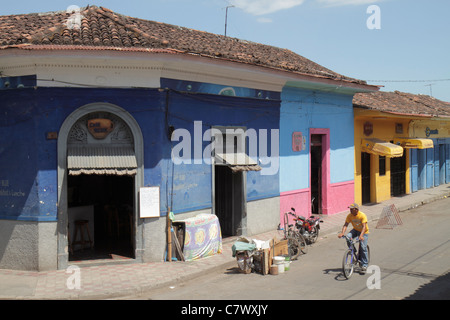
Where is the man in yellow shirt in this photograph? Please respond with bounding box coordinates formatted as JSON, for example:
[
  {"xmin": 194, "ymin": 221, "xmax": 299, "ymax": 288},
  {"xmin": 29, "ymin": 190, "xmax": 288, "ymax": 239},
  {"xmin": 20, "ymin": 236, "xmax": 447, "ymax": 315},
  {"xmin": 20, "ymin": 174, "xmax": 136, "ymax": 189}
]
[{"xmin": 338, "ymin": 203, "xmax": 369, "ymax": 273}]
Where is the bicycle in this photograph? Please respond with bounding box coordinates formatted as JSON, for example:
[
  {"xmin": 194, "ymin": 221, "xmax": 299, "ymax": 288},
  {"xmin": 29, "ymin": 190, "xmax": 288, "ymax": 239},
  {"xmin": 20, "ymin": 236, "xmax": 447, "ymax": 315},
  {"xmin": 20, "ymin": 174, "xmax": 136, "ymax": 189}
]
[
  {"xmin": 341, "ymin": 236, "xmax": 370, "ymax": 279},
  {"xmin": 277, "ymin": 212, "xmax": 308, "ymax": 260}
]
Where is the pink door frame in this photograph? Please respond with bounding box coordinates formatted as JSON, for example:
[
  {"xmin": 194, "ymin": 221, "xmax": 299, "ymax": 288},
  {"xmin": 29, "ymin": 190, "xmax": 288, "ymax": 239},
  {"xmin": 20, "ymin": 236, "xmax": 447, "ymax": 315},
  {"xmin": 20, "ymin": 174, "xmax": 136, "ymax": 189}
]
[{"xmin": 310, "ymin": 128, "xmax": 330, "ymax": 215}]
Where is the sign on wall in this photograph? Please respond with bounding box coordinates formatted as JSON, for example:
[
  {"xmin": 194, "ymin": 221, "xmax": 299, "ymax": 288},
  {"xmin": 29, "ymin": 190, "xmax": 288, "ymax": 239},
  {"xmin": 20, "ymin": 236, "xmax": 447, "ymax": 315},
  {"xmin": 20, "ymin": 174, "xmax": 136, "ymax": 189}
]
[
  {"xmin": 87, "ymin": 118, "xmax": 115, "ymax": 139},
  {"xmin": 292, "ymin": 132, "xmax": 305, "ymax": 151},
  {"xmin": 364, "ymin": 121, "xmax": 373, "ymax": 136},
  {"xmin": 139, "ymin": 187, "xmax": 160, "ymax": 218}
]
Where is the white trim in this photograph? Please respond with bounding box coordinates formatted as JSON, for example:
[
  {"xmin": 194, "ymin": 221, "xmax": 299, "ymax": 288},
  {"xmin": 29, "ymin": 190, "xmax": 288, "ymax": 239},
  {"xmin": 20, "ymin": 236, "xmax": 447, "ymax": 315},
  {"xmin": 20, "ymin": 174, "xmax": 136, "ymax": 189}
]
[{"xmin": 0, "ymin": 49, "xmax": 378, "ymax": 93}]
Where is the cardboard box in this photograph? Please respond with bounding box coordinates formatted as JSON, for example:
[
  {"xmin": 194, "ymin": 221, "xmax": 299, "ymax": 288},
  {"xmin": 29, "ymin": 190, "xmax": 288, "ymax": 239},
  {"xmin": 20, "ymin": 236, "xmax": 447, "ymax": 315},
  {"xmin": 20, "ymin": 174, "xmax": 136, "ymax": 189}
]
[{"xmin": 273, "ymin": 239, "xmax": 288, "ymax": 256}]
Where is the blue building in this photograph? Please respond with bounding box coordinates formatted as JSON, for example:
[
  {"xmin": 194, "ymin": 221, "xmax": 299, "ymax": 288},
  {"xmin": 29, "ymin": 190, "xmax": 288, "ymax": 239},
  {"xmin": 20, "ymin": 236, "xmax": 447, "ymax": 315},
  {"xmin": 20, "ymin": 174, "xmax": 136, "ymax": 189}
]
[{"xmin": 0, "ymin": 6, "xmax": 376, "ymax": 270}]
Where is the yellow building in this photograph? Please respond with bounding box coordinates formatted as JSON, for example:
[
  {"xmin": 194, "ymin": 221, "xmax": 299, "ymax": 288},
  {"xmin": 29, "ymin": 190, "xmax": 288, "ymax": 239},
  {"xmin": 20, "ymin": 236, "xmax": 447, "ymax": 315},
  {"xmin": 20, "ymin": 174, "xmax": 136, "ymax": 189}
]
[{"xmin": 353, "ymin": 91, "xmax": 450, "ymax": 205}]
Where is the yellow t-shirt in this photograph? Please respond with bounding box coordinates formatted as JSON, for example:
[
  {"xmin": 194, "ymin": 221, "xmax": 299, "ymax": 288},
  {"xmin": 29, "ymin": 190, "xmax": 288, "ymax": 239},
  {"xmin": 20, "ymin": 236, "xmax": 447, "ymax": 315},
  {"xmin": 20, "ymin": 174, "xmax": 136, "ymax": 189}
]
[{"xmin": 345, "ymin": 211, "xmax": 370, "ymax": 234}]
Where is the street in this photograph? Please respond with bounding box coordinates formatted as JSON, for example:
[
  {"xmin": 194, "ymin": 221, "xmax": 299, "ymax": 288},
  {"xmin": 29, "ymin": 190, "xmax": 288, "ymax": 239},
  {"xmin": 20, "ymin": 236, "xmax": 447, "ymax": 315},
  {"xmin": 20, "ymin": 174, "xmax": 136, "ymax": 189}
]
[{"xmin": 124, "ymin": 197, "xmax": 450, "ymax": 300}]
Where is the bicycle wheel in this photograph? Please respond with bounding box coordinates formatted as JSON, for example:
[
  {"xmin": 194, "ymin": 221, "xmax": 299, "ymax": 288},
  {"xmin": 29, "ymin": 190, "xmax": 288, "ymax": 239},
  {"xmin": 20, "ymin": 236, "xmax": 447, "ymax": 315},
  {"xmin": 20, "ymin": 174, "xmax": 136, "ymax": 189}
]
[
  {"xmin": 287, "ymin": 236, "xmax": 301, "ymax": 260},
  {"xmin": 342, "ymin": 249, "xmax": 355, "ymax": 279},
  {"xmin": 298, "ymin": 233, "xmax": 308, "ymax": 254}
]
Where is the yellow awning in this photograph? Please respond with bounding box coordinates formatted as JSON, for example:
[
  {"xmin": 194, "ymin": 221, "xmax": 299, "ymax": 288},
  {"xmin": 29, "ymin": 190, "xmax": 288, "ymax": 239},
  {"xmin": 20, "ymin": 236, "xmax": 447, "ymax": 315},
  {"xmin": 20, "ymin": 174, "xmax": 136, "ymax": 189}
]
[
  {"xmin": 361, "ymin": 138, "xmax": 404, "ymax": 158},
  {"xmin": 393, "ymin": 138, "xmax": 434, "ymax": 149}
]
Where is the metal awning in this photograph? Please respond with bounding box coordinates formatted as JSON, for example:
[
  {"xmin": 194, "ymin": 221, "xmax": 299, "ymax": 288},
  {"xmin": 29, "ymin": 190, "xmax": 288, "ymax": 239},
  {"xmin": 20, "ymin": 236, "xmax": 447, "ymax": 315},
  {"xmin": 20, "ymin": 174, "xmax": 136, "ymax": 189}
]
[
  {"xmin": 393, "ymin": 138, "xmax": 434, "ymax": 149},
  {"xmin": 215, "ymin": 152, "xmax": 262, "ymax": 172},
  {"xmin": 361, "ymin": 138, "xmax": 404, "ymax": 158},
  {"xmin": 67, "ymin": 145, "xmax": 137, "ymax": 176}
]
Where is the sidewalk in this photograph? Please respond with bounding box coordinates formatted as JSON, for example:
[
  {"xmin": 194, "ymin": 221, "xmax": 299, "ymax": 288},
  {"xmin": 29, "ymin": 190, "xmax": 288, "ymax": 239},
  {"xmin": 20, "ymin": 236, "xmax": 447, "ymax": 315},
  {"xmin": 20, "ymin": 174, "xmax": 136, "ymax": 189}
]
[{"xmin": 1, "ymin": 184, "xmax": 449, "ymax": 300}]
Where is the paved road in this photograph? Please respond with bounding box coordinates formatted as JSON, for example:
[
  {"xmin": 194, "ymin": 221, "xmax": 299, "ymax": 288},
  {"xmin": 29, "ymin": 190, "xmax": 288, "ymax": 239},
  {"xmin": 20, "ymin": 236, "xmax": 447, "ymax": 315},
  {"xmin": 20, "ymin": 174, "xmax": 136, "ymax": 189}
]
[{"xmin": 124, "ymin": 198, "xmax": 450, "ymax": 300}]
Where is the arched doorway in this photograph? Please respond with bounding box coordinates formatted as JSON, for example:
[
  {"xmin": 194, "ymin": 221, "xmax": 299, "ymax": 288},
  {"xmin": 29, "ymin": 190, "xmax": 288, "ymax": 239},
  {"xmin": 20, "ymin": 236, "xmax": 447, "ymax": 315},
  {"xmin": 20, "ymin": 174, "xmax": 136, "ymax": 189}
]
[{"xmin": 57, "ymin": 103, "xmax": 144, "ymax": 269}]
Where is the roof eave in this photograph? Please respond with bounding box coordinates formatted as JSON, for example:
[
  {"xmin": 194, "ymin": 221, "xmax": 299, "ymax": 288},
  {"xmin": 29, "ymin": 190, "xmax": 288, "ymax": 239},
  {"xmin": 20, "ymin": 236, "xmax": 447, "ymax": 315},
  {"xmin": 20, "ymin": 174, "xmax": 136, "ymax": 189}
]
[{"xmin": 0, "ymin": 44, "xmax": 377, "ymax": 92}]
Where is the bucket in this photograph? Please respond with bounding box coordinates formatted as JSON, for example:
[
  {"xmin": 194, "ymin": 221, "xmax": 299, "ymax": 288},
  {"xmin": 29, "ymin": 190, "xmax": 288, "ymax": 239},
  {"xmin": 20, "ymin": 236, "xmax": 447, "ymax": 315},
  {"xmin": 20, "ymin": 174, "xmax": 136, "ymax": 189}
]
[
  {"xmin": 284, "ymin": 261, "xmax": 291, "ymax": 271},
  {"xmin": 284, "ymin": 256, "xmax": 291, "ymax": 271},
  {"xmin": 273, "ymin": 256, "xmax": 285, "ymax": 265},
  {"xmin": 270, "ymin": 265, "xmax": 278, "ymax": 275},
  {"xmin": 278, "ymin": 263, "xmax": 285, "ymax": 273}
]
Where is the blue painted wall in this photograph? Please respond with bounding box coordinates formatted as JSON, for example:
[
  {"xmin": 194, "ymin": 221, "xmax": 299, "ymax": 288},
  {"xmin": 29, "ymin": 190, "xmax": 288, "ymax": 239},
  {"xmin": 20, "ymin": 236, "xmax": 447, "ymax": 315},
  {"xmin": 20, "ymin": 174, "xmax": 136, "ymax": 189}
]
[
  {"xmin": 0, "ymin": 87, "xmax": 165, "ymax": 221},
  {"xmin": 0, "ymin": 84, "xmax": 280, "ymax": 221},
  {"xmin": 163, "ymin": 89, "xmax": 280, "ymax": 214},
  {"xmin": 279, "ymin": 86, "xmax": 355, "ymax": 192},
  {"xmin": 411, "ymin": 139, "xmax": 450, "ymax": 192}
]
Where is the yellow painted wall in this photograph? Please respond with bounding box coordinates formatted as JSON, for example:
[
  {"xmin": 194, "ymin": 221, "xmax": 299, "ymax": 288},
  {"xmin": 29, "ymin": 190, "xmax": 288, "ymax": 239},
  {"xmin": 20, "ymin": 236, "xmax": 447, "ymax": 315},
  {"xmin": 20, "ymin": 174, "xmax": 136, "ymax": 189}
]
[
  {"xmin": 409, "ymin": 119, "xmax": 450, "ymax": 138},
  {"xmin": 354, "ymin": 109, "xmax": 411, "ymax": 205}
]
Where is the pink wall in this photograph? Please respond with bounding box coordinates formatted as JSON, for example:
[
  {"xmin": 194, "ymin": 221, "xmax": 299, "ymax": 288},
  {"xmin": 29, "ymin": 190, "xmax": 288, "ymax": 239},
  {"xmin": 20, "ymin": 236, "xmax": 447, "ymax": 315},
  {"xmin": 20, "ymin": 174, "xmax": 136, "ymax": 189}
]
[
  {"xmin": 324, "ymin": 180, "xmax": 354, "ymax": 215},
  {"xmin": 279, "ymin": 188, "xmax": 310, "ymax": 227},
  {"xmin": 279, "ymin": 180, "xmax": 354, "ymax": 225}
]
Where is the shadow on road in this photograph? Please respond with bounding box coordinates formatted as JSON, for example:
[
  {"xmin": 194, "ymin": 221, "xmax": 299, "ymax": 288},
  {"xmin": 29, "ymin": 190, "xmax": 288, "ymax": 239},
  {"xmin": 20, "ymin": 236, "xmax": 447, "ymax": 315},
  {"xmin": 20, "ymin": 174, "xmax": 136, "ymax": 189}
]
[
  {"xmin": 404, "ymin": 271, "xmax": 450, "ymax": 300},
  {"xmin": 323, "ymin": 267, "xmax": 348, "ymax": 281}
]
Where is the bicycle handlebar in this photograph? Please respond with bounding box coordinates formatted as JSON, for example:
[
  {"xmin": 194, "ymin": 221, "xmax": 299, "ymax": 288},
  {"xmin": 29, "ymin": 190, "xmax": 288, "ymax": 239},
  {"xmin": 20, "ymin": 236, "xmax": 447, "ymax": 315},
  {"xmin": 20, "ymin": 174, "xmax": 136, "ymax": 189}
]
[{"xmin": 343, "ymin": 235, "xmax": 360, "ymax": 244}]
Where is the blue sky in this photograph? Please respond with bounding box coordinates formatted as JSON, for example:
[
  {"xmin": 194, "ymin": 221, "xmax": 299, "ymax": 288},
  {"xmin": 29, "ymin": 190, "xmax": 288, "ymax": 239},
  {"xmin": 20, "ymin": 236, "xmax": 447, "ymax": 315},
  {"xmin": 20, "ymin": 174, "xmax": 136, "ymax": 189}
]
[{"xmin": 2, "ymin": 0, "xmax": 450, "ymax": 102}]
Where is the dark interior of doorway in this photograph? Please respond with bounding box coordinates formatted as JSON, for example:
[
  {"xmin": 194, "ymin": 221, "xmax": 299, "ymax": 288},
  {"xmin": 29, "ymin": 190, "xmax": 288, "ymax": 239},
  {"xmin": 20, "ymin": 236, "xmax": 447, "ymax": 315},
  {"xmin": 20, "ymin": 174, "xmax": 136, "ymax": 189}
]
[
  {"xmin": 311, "ymin": 135, "xmax": 323, "ymax": 214},
  {"xmin": 361, "ymin": 152, "xmax": 371, "ymax": 204},
  {"xmin": 68, "ymin": 174, "xmax": 134, "ymax": 263},
  {"xmin": 214, "ymin": 165, "xmax": 244, "ymax": 237},
  {"xmin": 391, "ymin": 150, "xmax": 406, "ymax": 196}
]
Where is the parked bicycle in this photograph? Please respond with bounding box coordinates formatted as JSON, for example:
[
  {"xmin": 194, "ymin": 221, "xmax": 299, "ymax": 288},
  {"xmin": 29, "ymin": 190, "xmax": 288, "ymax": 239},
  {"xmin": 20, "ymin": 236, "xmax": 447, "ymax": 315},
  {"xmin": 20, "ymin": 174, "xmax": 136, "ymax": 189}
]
[
  {"xmin": 341, "ymin": 236, "xmax": 371, "ymax": 279},
  {"xmin": 277, "ymin": 212, "xmax": 308, "ymax": 260}
]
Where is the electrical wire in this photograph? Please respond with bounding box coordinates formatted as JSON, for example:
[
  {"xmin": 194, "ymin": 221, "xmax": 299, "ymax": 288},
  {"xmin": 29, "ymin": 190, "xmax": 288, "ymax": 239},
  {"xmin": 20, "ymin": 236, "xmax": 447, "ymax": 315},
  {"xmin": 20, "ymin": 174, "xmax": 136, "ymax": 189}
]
[{"xmin": 366, "ymin": 79, "xmax": 450, "ymax": 83}]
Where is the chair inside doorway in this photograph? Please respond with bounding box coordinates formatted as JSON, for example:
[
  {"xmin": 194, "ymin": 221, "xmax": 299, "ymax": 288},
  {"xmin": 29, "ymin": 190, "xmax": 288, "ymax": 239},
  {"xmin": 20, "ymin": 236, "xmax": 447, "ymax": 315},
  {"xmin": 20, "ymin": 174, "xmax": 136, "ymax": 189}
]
[{"xmin": 68, "ymin": 174, "xmax": 134, "ymax": 263}]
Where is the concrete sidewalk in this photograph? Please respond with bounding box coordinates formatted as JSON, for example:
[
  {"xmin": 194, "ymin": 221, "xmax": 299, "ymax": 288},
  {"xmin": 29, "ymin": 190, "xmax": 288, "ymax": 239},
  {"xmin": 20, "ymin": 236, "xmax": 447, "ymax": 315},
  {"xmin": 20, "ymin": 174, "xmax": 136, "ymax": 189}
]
[{"xmin": 1, "ymin": 184, "xmax": 449, "ymax": 300}]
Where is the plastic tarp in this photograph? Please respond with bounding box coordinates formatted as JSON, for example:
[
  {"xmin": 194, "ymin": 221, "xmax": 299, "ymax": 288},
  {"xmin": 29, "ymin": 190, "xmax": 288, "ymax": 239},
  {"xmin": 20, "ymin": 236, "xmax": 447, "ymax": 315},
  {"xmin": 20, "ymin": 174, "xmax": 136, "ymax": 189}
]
[
  {"xmin": 179, "ymin": 214, "xmax": 222, "ymax": 261},
  {"xmin": 232, "ymin": 241, "xmax": 257, "ymax": 257}
]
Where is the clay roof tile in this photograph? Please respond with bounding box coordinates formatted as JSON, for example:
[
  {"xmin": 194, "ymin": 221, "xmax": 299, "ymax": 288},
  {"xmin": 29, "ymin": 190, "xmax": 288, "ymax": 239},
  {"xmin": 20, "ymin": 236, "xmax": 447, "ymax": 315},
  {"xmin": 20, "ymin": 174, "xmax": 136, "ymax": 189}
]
[{"xmin": 0, "ymin": 5, "xmax": 367, "ymax": 85}]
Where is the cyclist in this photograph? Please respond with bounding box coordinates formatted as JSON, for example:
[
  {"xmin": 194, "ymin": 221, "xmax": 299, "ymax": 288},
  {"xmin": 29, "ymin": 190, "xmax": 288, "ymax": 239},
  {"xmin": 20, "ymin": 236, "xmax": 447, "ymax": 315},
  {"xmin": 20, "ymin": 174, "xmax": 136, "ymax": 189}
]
[{"xmin": 337, "ymin": 203, "xmax": 369, "ymax": 274}]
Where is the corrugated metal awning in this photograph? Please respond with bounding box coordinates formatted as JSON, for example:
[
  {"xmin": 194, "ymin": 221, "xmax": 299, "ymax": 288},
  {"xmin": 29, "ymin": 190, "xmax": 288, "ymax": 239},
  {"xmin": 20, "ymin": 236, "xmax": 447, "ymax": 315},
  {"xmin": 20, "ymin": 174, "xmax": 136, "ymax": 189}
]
[
  {"xmin": 215, "ymin": 152, "xmax": 262, "ymax": 172},
  {"xmin": 361, "ymin": 138, "xmax": 404, "ymax": 158},
  {"xmin": 68, "ymin": 145, "xmax": 137, "ymax": 176}
]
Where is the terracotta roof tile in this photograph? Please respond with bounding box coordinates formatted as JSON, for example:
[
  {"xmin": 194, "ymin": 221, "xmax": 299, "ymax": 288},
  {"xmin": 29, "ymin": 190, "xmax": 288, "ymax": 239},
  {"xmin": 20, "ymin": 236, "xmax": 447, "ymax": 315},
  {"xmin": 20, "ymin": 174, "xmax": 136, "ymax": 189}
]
[
  {"xmin": 0, "ymin": 5, "xmax": 366, "ymax": 85},
  {"xmin": 353, "ymin": 91, "xmax": 450, "ymax": 117}
]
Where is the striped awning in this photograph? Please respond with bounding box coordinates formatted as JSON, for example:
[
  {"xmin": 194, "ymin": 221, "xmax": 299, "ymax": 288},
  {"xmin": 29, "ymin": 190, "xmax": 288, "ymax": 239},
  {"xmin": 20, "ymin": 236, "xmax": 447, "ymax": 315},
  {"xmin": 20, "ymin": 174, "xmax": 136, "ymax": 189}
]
[
  {"xmin": 67, "ymin": 145, "xmax": 137, "ymax": 176},
  {"xmin": 361, "ymin": 138, "xmax": 404, "ymax": 158},
  {"xmin": 393, "ymin": 138, "xmax": 434, "ymax": 149}
]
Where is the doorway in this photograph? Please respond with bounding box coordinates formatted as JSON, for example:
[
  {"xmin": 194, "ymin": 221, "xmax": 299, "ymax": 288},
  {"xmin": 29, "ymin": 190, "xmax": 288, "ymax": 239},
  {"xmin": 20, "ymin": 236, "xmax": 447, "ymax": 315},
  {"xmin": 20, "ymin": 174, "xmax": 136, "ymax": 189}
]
[
  {"xmin": 214, "ymin": 165, "xmax": 245, "ymax": 237},
  {"xmin": 391, "ymin": 150, "xmax": 406, "ymax": 196},
  {"xmin": 57, "ymin": 103, "xmax": 144, "ymax": 270},
  {"xmin": 68, "ymin": 174, "xmax": 134, "ymax": 262},
  {"xmin": 310, "ymin": 134, "xmax": 323, "ymax": 214},
  {"xmin": 361, "ymin": 152, "xmax": 371, "ymax": 204}
]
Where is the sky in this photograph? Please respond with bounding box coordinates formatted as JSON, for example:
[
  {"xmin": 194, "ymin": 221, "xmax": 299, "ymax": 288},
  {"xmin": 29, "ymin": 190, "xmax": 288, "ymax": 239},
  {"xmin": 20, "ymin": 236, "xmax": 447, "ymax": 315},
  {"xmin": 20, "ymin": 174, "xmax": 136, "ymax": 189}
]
[{"xmin": 2, "ymin": 0, "xmax": 450, "ymax": 102}]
